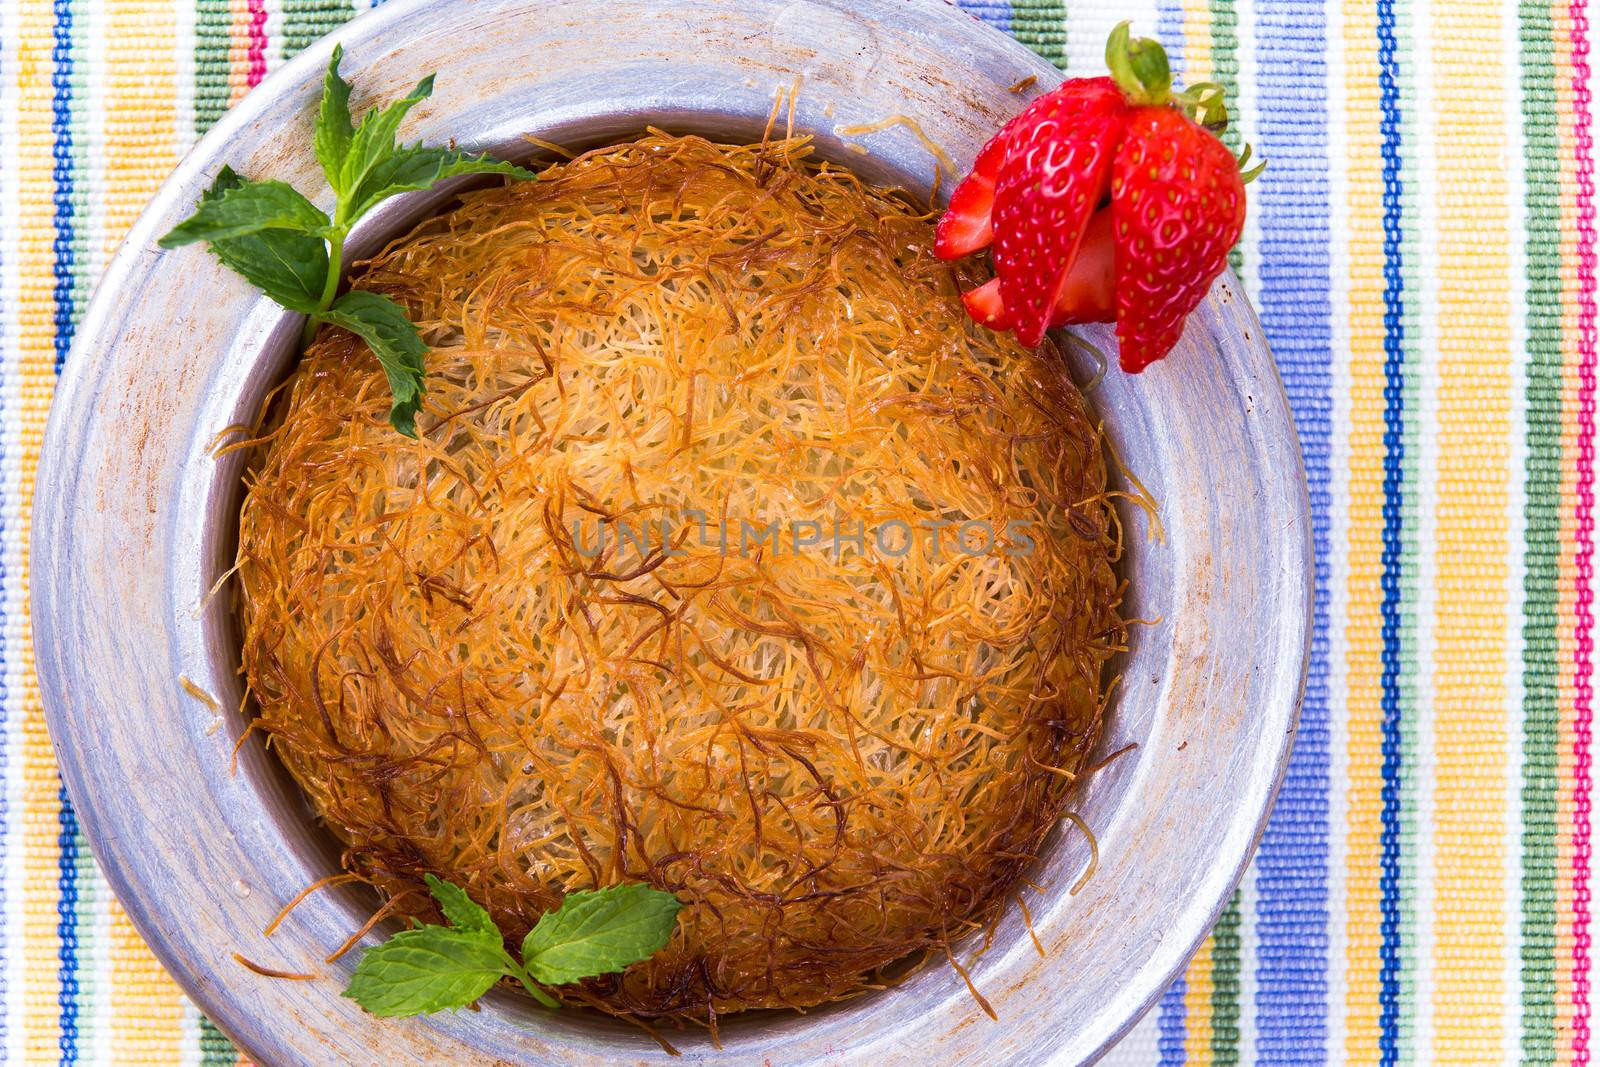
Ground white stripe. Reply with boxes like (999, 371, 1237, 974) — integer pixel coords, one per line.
(174, 0, 199, 152)
(1323, 0, 1352, 1055)
(180, 1004, 205, 1066)
(263, 0, 286, 76)
(1064, 5, 1156, 80)
(1410, 0, 1441, 1055)
(0, 0, 33, 1055)
(88, 864, 114, 1067)
(1501, 0, 1529, 1053)
(1237, 862, 1260, 1065)
(1096, 1000, 1164, 1066)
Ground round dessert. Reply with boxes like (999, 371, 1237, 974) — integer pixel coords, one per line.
(236, 133, 1124, 1022)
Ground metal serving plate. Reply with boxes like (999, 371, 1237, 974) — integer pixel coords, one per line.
(31, 0, 1312, 1063)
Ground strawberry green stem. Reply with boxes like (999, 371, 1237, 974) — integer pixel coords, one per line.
(1101, 23, 1264, 181)
(1104, 21, 1172, 106)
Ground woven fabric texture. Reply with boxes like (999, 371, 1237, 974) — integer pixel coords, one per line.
(0, 0, 1593, 1062)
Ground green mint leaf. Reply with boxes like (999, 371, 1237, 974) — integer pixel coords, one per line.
(315, 44, 355, 194)
(207, 230, 329, 313)
(346, 146, 535, 221)
(343, 926, 509, 1017)
(163, 62, 535, 440)
(160, 173, 328, 247)
(317, 290, 429, 436)
(335, 74, 436, 223)
(425, 874, 499, 941)
(161, 166, 328, 312)
(520, 884, 683, 986)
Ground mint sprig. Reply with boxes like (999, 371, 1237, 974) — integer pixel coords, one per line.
(519, 883, 688, 986)
(159, 44, 534, 436)
(343, 875, 684, 1018)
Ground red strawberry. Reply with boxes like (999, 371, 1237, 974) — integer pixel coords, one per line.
(1049, 206, 1117, 326)
(1112, 108, 1246, 371)
(935, 132, 1009, 259)
(933, 89, 1067, 260)
(989, 79, 1125, 347)
(959, 207, 1116, 329)
(935, 22, 1258, 372)
(961, 277, 1008, 327)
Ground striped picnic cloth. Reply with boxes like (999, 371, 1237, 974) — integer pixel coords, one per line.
(0, 0, 1592, 1062)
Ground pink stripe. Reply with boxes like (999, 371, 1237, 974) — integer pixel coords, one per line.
(1571, 0, 1596, 1057)
(246, 0, 268, 88)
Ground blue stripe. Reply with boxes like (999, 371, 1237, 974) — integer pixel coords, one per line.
(956, 0, 1011, 35)
(50, 0, 76, 377)
(55, 788, 80, 1065)
(1249, 2, 1333, 1062)
(1158, 0, 1187, 78)
(1374, 0, 1406, 1058)
(1158, 975, 1188, 1065)
(50, 0, 81, 1060)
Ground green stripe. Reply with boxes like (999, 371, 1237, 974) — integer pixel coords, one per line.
(1391, 0, 1424, 1056)
(1518, 0, 1562, 1061)
(1204, 0, 1246, 277)
(195, 0, 232, 136)
(1210, 893, 1241, 1066)
(282, 0, 354, 58)
(199, 1016, 237, 1065)
(1008, 0, 1067, 70)
(69, 834, 96, 1047)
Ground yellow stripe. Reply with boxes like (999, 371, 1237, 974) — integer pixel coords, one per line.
(1181, 0, 1214, 82)
(109, 921, 186, 1064)
(1184, 933, 1216, 1065)
(14, 0, 65, 1055)
(1430, 0, 1514, 1059)
(101, 2, 191, 1059)
(1339, 0, 1386, 1057)
(228, 0, 251, 107)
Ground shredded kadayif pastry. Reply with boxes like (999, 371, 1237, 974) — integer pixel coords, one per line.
(236, 131, 1124, 1024)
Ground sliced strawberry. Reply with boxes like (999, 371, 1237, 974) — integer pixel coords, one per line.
(935, 133, 1010, 259)
(990, 77, 1126, 348)
(961, 276, 1008, 327)
(1111, 107, 1246, 372)
(957, 208, 1115, 331)
(1048, 207, 1116, 326)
